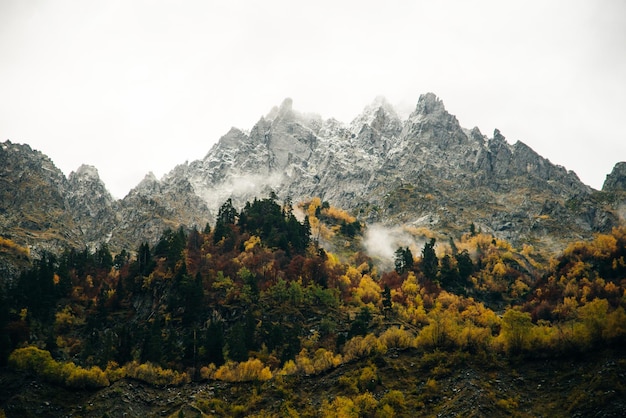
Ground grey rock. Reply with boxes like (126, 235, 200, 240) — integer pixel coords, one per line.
(603, 162, 626, 192)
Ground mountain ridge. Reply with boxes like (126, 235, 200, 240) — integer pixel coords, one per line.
(1, 94, 625, 262)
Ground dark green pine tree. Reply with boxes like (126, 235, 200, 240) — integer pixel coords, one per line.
(421, 238, 438, 281)
(204, 319, 225, 366)
(394, 247, 413, 274)
(382, 285, 393, 317)
(455, 250, 474, 282)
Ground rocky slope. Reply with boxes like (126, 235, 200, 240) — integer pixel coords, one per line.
(160, 93, 622, 251)
(0, 142, 210, 264)
(1, 93, 624, 267)
(0, 141, 83, 256)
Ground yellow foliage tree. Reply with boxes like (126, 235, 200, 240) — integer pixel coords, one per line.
(498, 309, 533, 354)
(214, 358, 272, 382)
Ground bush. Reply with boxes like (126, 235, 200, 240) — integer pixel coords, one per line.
(378, 326, 414, 350)
(125, 361, 190, 386)
(358, 365, 379, 392)
(8, 346, 110, 388)
(214, 358, 272, 382)
(343, 334, 386, 362)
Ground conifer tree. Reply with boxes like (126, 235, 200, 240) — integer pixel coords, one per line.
(421, 238, 438, 281)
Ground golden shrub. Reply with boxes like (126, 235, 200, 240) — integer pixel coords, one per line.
(125, 361, 190, 386)
(378, 326, 414, 350)
(214, 358, 272, 382)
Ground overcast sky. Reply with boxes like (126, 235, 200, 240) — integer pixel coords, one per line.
(1, 0, 625, 198)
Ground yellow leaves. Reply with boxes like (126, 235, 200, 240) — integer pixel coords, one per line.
(279, 359, 298, 376)
(323, 206, 356, 224)
(125, 361, 190, 386)
(0, 236, 30, 257)
(378, 326, 414, 350)
(498, 309, 533, 354)
(244, 235, 261, 251)
(401, 272, 420, 297)
(306, 197, 322, 218)
(354, 275, 381, 306)
(325, 252, 341, 269)
(54, 306, 83, 333)
(321, 396, 359, 418)
(200, 363, 217, 380)
(214, 358, 272, 382)
(8, 346, 111, 388)
(294, 348, 343, 375)
(343, 334, 386, 362)
(591, 233, 618, 258)
(511, 278, 530, 298)
(604, 306, 626, 341)
(491, 261, 507, 277)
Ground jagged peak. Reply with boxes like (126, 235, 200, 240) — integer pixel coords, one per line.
(492, 129, 506, 142)
(469, 127, 486, 144)
(70, 164, 100, 181)
(132, 172, 160, 194)
(414, 92, 446, 116)
(266, 97, 294, 121)
(350, 96, 400, 132)
(405, 93, 462, 131)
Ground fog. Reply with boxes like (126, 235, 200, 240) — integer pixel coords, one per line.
(363, 223, 429, 271)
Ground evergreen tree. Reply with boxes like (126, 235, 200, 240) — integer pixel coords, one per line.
(204, 319, 225, 366)
(421, 238, 438, 281)
(348, 306, 372, 338)
(439, 254, 460, 289)
(394, 247, 413, 274)
(382, 284, 393, 317)
(455, 250, 474, 282)
(213, 199, 238, 246)
(95, 243, 113, 270)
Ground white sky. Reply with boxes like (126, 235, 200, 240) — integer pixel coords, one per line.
(1, 0, 625, 198)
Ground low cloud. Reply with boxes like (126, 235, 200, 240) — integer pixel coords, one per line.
(363, 223, 428, 271)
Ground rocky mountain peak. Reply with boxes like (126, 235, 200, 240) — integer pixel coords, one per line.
(603, 162, 626, 192)
(413, 92, 447, 117)
(132, 172, 161, 195)
(69, 164, 101, 183)
(67, 165, 117, 249)
(351, 96, 400, 131)
(265, 97, 295, 121)
(492, 129, 507, 143)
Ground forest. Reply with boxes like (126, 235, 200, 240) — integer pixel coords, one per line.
(1, 195, 626, 417)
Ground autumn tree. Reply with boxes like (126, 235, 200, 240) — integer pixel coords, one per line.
(499, 308, 533, 354)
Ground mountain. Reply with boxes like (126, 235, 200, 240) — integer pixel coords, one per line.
(2, 99, 626, 416)
(1, 93, 624, 266)
(159, 93, 622, 251)
(0, 141, 83, 255)
(0, 142, 210, 263)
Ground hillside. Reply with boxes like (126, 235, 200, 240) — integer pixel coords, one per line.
(1, 197, 625, 417)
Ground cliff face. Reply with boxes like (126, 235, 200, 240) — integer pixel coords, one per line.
(0, 141, 82, 256)
(1, 93, 623, 265)
(603, 162, 626, 192)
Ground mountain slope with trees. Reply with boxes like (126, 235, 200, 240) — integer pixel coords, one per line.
(1, 196, 625, 417)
